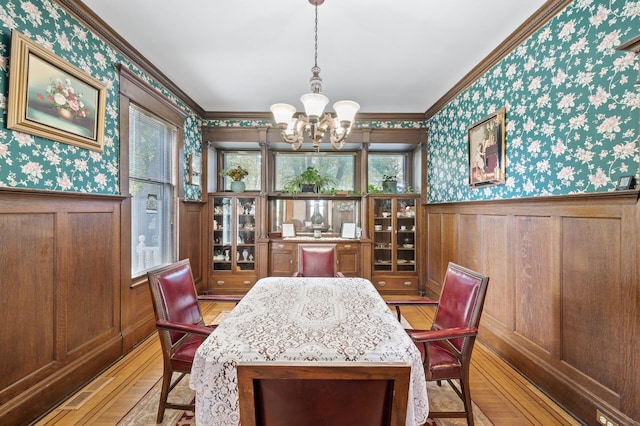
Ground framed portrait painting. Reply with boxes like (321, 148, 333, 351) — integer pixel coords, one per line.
(468, 107, 506, 187)
(7, 30, 106, 152)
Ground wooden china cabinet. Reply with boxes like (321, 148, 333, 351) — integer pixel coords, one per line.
(369, 195, 420, 294)
(208, 193, 261, 294)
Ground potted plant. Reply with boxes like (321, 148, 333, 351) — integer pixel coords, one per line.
(381, 168, 398, 193)
(221, 165, 249, 192)
(282, 166, 336, 195)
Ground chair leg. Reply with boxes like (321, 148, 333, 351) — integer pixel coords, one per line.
(157, 370, 173, 423)
(459, 376, 474, 426)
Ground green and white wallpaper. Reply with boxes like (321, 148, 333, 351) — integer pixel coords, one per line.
(427, 0, 639, 203)
(0, 0, 638, 204)
(0, 0, 204, 200)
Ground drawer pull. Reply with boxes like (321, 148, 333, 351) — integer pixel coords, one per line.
(403, 281, 412, 286)
(277, 244, 284, 249)
(377, 281, 386, 287)
(243, 280, 251, 285)
(343, 244, 351, 249)
(216, 280, 225, 286)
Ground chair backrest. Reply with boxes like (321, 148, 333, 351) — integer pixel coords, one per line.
(297, 244, 339, 277)
(147, 259, 204, 347)
(237, 362, 411, 426)
(432, 262, 489, 355)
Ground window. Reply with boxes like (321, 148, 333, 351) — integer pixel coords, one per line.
(222, 151, 262, 191)
(129, 105, 177, 277)
(273, 153, 355, 191)
(368, 154, 406, 191)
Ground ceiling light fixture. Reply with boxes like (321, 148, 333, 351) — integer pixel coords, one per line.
(270, 0, 360, 152)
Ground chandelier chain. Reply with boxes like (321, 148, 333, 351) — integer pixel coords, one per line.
(314, 3, 318, 68)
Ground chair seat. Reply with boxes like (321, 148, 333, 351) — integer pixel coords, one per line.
(170, 333, 203, 372)
(406, 331, 462, 381)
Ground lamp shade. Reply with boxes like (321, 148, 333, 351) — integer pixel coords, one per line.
(270, 103, 297, 125)
(333, 100, 360, 124)
(300, 92, 329, 119)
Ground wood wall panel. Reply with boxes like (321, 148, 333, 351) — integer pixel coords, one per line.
(562, 217, 621, 397)
(0, 213, 55, 392)
(457, 214, 479, 271)
(0, 190, 124, 425)
(513, 216, 558, 354)
(67, 212, 118, 353)
(481, 215, 511, 330)
(179, 201, 206, 289)
(426, 212, 442, 291)
(425, 191, 639, 425)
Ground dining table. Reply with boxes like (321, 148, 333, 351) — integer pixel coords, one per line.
(189, 276, 429, 426)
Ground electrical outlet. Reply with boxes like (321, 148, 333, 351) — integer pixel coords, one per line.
(596, 409, 618, 426)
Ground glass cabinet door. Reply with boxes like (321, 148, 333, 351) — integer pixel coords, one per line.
(373, 198, 393, 272)
(236, 196, 256, 271)
(212, 197, 233, 271)
(372, 196, 416, 273)
(212, 195, 257, 272)
(395, 197, 416, 272)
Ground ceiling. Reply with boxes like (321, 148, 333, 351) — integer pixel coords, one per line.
(80, 0, 546, 115)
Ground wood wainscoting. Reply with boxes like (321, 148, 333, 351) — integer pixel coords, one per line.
(0, 189, 125, 424)
(424, 190, 639, 425)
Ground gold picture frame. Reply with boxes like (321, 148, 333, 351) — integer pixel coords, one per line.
(7, 30, 106, 152)
(468, 107, 506, 187)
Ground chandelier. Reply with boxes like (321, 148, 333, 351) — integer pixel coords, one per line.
(270, 0, 360, 152)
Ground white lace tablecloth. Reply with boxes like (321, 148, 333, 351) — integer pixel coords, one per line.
(189, 277, 428, 426)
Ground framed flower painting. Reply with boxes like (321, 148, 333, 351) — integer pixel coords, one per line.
(7, 30, 106, 152)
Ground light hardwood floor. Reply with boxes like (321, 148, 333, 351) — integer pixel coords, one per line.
(36, 299, 581, 425)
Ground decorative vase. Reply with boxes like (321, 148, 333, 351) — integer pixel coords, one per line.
(224, 250, 230, 261)
(242, 248, 249, 261)
(310, 206, 324, 225)
(58, 108, 74, 121)
(230, 181, 245, 193)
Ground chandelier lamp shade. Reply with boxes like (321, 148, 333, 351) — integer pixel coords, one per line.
(270, 0, 360, 152)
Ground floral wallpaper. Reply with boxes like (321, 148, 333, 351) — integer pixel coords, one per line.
(1, 1, 637, 204)
(0, 0, 203, 200)
(427, 0, 639, 203)
(205, 118, 425, 130)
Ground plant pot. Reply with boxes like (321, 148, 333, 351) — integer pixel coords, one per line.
(230, 181, 245, 193)
(300, 183, 315, 193)
(382, 180, 397, 193)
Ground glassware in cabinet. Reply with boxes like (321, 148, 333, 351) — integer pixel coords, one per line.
(395, 197, 416, 271)
(236, 196, 256, 271)
(372, 198, 393, 271)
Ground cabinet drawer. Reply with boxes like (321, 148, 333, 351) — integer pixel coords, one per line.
(211, 275, 257, 290)
(372, 275, 418, 291)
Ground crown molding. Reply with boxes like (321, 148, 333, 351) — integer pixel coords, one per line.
(424, 0, 572, 119)
(204, 111, 426, 123)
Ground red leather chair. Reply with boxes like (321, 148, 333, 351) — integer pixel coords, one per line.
(293, 244, 344, 277)
(237, 362, 411, 426)
(387, 262, 489, 426)
(147, 259, 242, 423)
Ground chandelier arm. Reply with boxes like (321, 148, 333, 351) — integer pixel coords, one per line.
(330, 131, 348, 150)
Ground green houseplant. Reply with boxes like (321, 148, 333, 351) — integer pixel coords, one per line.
(282, 166, 336, 195)
(381, 168, 398, 193)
